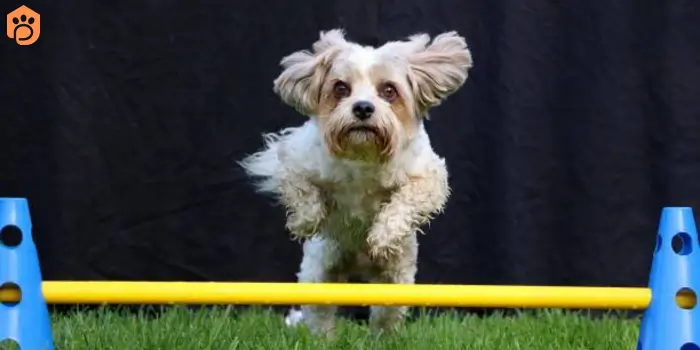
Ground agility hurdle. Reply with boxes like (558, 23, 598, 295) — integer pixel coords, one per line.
(0, 281, 670, 309)
(2, 198, 700, 349)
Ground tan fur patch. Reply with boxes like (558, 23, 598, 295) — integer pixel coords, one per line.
(388, 95, 417, 138)
(368, 64, 418, 138)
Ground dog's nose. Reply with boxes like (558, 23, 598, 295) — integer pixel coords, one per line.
(352, 101, 375, 120)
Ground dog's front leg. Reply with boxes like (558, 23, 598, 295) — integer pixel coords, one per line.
(277, 173, 326, 239)
(293, 236, 343, 338)
(367, 172, 450, 261)
(368, 233, 418, 335)
(365, 172, 448, 335)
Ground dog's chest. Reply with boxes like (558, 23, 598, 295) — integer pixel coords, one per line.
(319, 165, 395, 244)
(326, 176, 391, 220)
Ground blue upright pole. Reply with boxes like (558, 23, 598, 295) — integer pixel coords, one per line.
(638, 207, 700, 350)
(0, 198, 54, 349)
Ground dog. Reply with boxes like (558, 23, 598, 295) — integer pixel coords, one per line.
(239, 28, 472, 337)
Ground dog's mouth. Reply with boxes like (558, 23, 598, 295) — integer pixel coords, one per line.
(327, 124, 394, 162)
(346, 125, 379, 135)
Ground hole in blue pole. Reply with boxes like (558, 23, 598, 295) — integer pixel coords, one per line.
(0, 225, 22, 247)
(672, 232, 693, 255)
(677, 288, 697, 309)
(655, 235, 662, 253)
(0, 339, 20, 350)
(681, 343, 700, 350)
(0, 282, 21, 306)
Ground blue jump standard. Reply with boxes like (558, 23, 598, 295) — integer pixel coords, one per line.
(0, 198, 54, 350)
(638, 207, 700, 350)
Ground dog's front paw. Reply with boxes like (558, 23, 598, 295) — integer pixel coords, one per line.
(369, 243, 401, 263)
(367, 226, 402, 262)
(286, 208, 324, 239)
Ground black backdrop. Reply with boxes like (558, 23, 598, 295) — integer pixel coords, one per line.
(2, 0, 700, 314)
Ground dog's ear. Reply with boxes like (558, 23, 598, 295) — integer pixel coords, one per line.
(404, 32, 473, 116)
(273, 29, 347, 116)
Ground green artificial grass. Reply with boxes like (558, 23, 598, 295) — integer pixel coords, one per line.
(4, 307, 641, 350)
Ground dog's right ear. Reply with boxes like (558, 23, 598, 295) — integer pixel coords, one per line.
(273, 29, 347, 116)
(404, 32, 473, 117)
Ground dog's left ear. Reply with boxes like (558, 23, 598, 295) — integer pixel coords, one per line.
(273, 29, 348, 116)
(405, 32, 473, 116)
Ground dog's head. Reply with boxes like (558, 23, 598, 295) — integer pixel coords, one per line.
(273, 29, 473, 162)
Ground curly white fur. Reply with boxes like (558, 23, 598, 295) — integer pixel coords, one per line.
(240, 28, 472, 337)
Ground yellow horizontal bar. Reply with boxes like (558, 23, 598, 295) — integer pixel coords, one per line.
(0, 282, 655, 309)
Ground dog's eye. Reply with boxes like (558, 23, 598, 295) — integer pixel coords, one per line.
(379, 83, 398, 102)
(333, 81, 351, 99)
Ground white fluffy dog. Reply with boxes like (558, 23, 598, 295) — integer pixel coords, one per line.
(239, 29, 473, 336)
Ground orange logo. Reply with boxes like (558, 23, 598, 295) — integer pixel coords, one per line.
(7, 5, 40, 46)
